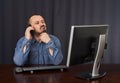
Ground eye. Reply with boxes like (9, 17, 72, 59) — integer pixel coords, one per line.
(35, 21, 39, 24)
(41, 20, 45, 24)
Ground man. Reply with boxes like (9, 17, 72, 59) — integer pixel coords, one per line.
(13, 15, 63, 66)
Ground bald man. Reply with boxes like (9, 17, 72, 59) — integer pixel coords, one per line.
(13, 15, 63, 66)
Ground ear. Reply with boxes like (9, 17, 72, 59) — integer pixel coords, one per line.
(28, 22, 31, 26)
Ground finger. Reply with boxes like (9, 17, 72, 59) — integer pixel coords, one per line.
(29, 26, 34, 30)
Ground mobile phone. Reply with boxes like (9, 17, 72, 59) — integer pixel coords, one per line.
(30, 30, 35, 37)
(28, 24, 35, 37)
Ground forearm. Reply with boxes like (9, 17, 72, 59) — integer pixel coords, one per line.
(46, 40, 63, 65)
(13, 37, 31, 66)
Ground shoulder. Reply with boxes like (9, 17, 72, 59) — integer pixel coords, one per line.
(49, 34, 59, 41)
(17, 36, 34, 44)
(49, 34, 61, 47)
(17, 36, 25, 42)
(17, 36, 28, 42)
(49, 34, 61, 44)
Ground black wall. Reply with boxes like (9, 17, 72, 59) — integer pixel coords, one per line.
(0, 0, 120, 64)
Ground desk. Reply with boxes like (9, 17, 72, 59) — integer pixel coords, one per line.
(0, 64, 120, 83)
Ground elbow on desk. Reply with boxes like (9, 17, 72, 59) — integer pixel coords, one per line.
(13, 57, 24, 66)
(53, 55, 63, 65)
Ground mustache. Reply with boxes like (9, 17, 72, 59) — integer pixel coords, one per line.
(34, 30, 46, 36)
(40, 25, 46, 30)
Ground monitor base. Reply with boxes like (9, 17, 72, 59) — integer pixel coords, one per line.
(76, 71, 106, 80)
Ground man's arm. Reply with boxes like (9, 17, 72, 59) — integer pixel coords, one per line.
(39, 33, 54, 55)
(39, 33, 63, 65)
(46, 36, 63, 65)
(13, 26, 34, 66)
(13, 37, 32, 66)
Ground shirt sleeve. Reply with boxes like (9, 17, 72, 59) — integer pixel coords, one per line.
(13, 37, 32, 66)
(46, 36, 63, 65)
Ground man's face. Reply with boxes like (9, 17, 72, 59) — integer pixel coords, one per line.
(29, 15, 46, 34)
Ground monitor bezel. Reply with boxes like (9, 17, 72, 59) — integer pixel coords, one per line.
(66, 25, 109, 67)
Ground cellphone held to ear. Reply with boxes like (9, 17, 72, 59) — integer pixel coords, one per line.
(30, 30, 35, 37)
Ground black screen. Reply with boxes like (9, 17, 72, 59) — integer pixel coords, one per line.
(69, 25, 108, 65)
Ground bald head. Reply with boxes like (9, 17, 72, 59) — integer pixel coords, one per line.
(29, 15, 44, 25)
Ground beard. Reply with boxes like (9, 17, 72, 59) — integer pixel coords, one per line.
(34, 25, 46, 36)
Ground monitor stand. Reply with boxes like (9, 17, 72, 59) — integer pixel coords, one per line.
(76, 34, 106, 80)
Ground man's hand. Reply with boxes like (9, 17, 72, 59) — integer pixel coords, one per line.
(25, 26, 34, 40)
(39, 32, 51, 43)
(40, 32, 53, 55)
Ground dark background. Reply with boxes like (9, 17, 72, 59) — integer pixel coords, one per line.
(0, 0, 120, 64)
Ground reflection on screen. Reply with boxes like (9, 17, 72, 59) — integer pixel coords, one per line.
(68, 25, 108, 66)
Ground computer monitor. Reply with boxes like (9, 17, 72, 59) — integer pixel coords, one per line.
(67, 25, 108, 80)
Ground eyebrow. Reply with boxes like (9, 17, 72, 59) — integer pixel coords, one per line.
(41, 20, 45, 23)
(34, 21, 39, 24)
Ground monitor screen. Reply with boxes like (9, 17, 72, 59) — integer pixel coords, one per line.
(67, 25, 108, 66)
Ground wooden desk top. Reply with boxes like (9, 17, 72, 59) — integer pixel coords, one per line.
(0, 64, 120, 83)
